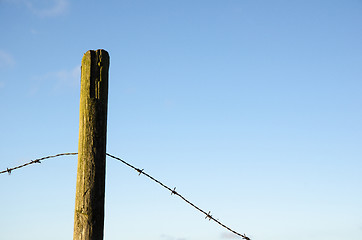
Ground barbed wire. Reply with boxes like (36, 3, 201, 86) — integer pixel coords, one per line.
(0, 153, 78, 175)
(1, 152, 250, 239)
(106, 153, 251, 240)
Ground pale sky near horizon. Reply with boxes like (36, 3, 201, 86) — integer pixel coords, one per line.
(0, 1, 361, 240)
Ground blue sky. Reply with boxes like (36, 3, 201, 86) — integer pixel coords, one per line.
(0, 0, 361, 240)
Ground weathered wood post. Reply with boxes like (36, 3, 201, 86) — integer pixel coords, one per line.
(73, 49, 110, 240)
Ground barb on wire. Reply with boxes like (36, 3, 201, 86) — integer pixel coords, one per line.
(0, 153, 78, 175)
(106, 153, 251, 240)
(171, 187, 177, 195)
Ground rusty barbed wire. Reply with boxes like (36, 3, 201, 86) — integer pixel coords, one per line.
(106, 153, 251, 240)
(0, 153, 78, 175)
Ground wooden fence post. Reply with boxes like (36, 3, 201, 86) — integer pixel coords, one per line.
(73, 49, 110, 240)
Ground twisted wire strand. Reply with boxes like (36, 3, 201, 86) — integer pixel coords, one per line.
(0, 153, 78, 175)
(106, 153, 251, 240)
